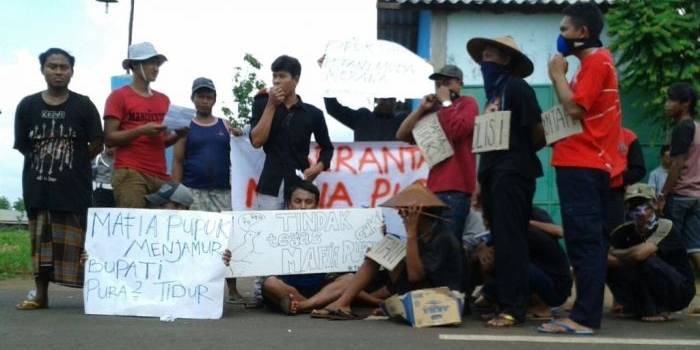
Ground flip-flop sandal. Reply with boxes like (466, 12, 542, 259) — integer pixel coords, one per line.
(527, 313, 553, 321)
(327, 309, 362, 321)
(485, 313, 519, 328)
(537, 320, 594, 335)
(641, 314, 672, 322)
(310, 309, 334, 319)
(226, 296, 246, 305)
(279, 295, 298, 315)
(16, 299, 47, 310)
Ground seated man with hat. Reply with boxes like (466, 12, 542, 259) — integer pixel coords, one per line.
(605, 183, 695, 322)
(311, 181, 465, 320)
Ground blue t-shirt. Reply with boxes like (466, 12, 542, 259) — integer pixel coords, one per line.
(183, 118, 231, 189)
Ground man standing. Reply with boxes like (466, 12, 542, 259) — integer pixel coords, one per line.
(467, 36, 545, 327)
(172, 77, 244, 304)
(648, 145, 670, 196)
(658, 82, 700, 315)
(249, 55, 334, 210)
(92, 147, 116, 207)
(539, 3, 626, 334)
(103, 42, 187, 208)
(14, 48, 103, 309)
(395, 65, 478, 239)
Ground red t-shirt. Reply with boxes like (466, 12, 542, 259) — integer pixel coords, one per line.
(609, 128, 637, 188)
(427, 96, 478, 194)
(104, 86, 170, 179)
(551, 49, 626, 177)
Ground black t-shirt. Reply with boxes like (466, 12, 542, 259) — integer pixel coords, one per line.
(610, 221, 695, 284)
(390, 231, 464, 294)
(670, 118, 695, 157)
(529, 208, 572, 280)
(14, 91, 103, 214)
(477, 77, 543, 181)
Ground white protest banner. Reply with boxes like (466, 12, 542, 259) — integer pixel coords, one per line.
(472, 111, 511, 153)
(412, 113, 454, 167)
(229, 137, 428, 236)
(365, 234, 406, 271)
(163, 105, 195, 131)
(83, 208, 230, 319)
(320, 39, 434, 99)
(228, 208, 383, 277)
(541, 104, 583, 144)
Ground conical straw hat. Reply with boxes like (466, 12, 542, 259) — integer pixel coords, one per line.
(379, 181, 448, 208)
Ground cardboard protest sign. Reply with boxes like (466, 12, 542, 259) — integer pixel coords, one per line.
(472, 111, 511, 153)
(541, 104, 583, 144)
(381, 287, 464, 328)
(229, 137, 428, 237)
(320, 39, 434, 99)
(228, 208, 383, 277)
(83, 208, 230, 319)
(163, 105, 195, 131)
(411, 113, 454, 168)
(365, 234, 406, 271)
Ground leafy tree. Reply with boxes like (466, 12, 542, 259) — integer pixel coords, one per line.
(0, 196, 9, 210)
(222, 54, 266, 129)
(12, 198, 25, 213)
(607, 0, 700, 130)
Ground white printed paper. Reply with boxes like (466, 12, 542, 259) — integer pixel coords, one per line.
(541, 104, 583, 144)
(83, 208, 230, 319)
(365, 235, 406, 271)
(472, 111, 511, 153)
(163, 105, 195, 131)
(228, 208, 384, 277)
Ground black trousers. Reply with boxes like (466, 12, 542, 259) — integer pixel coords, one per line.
(607, 256, 695, 317)
(480, 171, 535, 321)
(92, 188, 115, 208)
(605, 187, 625, 235)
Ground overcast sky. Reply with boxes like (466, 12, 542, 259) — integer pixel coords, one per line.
(0, 0, 376, 202)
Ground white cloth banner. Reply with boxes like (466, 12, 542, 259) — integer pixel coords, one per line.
(229, 137, 429, 236)
(228, 208, 383, 277)
(83, 208, 230, 319)
(320, 39, 434, 99)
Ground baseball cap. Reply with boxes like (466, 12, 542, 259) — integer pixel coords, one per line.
(192, 77, 216, 95)
(429, 65, 463, 81)
(145, 183, 194, 208)
(624, 183, 656, 202)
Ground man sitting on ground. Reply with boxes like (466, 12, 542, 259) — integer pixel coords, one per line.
(607, 183, 695, 322)
(223, 181, 355, 315)
(312, 182, 464, 320)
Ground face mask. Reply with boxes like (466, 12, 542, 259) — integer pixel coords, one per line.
(556, 34, 602, 56)
(630, 204, 658, 232)
(480, 61, 509, 101)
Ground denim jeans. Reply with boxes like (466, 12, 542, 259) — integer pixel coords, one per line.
(556, 167, 610, 329)
(435, 191, 470, 242)
(665, 194, 700, 253)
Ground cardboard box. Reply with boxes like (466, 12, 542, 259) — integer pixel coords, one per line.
(381, 287, 464, 328)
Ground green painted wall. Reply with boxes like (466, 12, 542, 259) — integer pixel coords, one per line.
(462, 85, 664, 224)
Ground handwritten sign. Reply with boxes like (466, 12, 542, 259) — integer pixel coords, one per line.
(365, 235, 406, 271)
(411, 113, 454, 168)
(542, 104, 583, 144)
(472, 111, 511, 153)
(321, 39, 434, 99)
(83, 208, 230, 319)
(228, 208, 383, 277)
(230, 138, 428, 237)
(163, 105, 195, 131)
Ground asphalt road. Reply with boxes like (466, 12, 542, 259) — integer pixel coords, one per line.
(1, 277, 698, 350)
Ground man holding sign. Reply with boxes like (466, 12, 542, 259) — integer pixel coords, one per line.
(396, 66, 478, 239)
(467, 36, 545, 327)
(539, 3, 626, 335)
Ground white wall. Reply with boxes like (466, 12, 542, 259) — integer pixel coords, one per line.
(444, 11, 608, 86)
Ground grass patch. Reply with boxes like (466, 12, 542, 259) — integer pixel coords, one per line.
(0, 228, 32, 280)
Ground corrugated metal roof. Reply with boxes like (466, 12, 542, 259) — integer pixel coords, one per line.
(390, 0, 613, 5)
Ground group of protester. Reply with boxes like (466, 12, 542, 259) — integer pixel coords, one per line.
(12, 2, 699, 335)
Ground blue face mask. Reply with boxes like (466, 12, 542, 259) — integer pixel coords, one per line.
(557, 34, 603, 56)
(480, 61, 509, 102)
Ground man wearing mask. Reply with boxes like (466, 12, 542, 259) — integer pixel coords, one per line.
(103, 42, 188, 208)
(396, 65, 478, 240)
(466, 36, 545, 327)
(539, 3, 626, 335)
